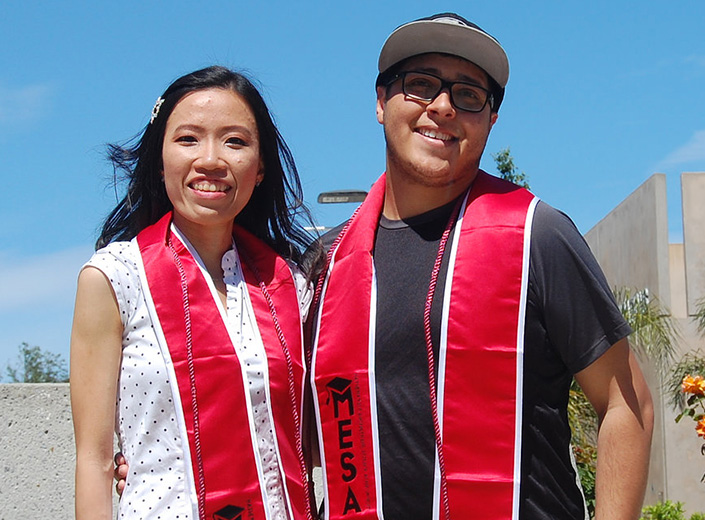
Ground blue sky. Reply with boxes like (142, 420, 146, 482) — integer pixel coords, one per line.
(1, 1, 703, 372)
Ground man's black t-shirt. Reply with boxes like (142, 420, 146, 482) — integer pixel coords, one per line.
(318, 200, 630, 519)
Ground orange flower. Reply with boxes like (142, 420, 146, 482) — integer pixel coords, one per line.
(682, 374, 705, 396)
(696, 418, 705, 439)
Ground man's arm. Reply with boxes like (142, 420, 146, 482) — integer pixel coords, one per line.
(575, 338, 654, 520)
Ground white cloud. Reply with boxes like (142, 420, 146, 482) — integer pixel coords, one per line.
(654, 130, 705, 170)
(0, 245, 93, 312)
(0, 83, 53, 125)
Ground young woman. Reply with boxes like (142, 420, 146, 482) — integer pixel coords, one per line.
(70, 66, 316, 520)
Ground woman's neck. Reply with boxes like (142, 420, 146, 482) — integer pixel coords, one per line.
(172, 216, 233, 279)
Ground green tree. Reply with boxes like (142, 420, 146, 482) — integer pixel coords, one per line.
(615, 288, 678, 374)
(4, 342, 69, 383)
(492, 146, 530, 189)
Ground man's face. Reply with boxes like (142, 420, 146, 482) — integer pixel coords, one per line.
(376, 53, 498, 191)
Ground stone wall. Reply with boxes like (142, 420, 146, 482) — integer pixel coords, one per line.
(0, 384, 75, 519)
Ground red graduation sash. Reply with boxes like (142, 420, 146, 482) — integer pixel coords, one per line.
(312, 172, 537, 519)
(137, 213, 309, 520)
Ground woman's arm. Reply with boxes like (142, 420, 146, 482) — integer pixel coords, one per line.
(70, 266, 123, 520)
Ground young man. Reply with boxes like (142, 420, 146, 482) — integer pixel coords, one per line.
(310, 13, 653, 520)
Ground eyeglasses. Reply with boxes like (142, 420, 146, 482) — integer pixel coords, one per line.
(387, 71, 494, 113)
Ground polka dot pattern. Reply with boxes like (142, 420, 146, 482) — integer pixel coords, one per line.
(87, 242, 193, 519)
(86, 239, 311, 519)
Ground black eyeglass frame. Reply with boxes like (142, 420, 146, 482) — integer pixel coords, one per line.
(386, 70, 495, 113)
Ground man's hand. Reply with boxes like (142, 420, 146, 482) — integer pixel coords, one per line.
(113, 452, 128, 495)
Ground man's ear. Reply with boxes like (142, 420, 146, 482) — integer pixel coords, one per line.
(489, 111, 498, 129)
(375, 86, 387, 125)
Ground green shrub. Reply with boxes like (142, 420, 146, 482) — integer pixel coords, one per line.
(639, 501, 705, 520)
(640, 501, 685, 520)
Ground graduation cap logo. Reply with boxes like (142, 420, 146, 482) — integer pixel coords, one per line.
(326, 377, 354, 418)
(213, 504, 245, 520)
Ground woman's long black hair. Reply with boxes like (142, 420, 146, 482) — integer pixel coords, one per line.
(97, 65, 316, 264)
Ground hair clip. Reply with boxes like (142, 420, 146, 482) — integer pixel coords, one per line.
(150, 97, 165, 124)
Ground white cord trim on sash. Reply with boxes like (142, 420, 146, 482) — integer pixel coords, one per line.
(132, 233, 200, 520)
(511, 197, 539, 520)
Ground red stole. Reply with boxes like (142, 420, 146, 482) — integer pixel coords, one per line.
(137, 213, 309, 520)
(312, 172, 537, 519)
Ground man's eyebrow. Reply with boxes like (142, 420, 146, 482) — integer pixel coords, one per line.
(410, 67, 487, 87)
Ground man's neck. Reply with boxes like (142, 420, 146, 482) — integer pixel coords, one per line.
(382, 170, 479, 220)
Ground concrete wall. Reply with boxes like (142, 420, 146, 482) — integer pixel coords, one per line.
(0, 384, 75, 519)
(585, 172, 705, 514)
(0, 383, 320, 519)
(683, 173, 705, 314)
(584, 174, 671, 308)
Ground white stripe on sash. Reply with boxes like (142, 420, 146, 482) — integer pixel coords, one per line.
(368, 265, 385, 520)
(511, 196, 539, 520)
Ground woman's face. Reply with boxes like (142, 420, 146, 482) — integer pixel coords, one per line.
(161, 88, 263, 236)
